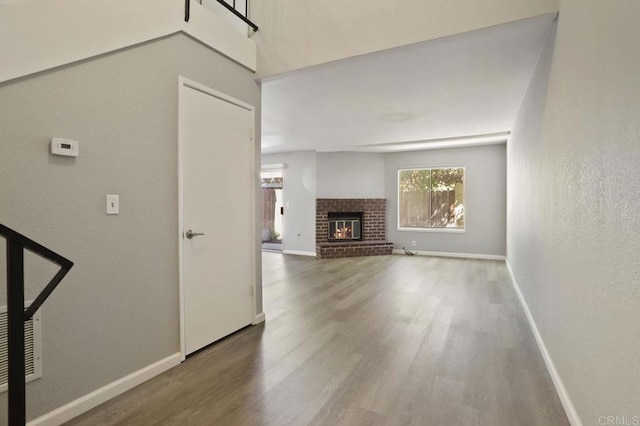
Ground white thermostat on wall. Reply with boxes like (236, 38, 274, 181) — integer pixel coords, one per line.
(50, 138, 79, 157)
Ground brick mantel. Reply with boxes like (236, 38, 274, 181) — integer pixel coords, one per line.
(316, 198, 393, 258)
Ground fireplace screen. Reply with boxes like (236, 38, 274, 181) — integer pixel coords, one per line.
(328, 212, 363, 241)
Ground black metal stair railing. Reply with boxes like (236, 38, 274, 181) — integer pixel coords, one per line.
(1, 223, 74, 426)
(184, 0, 259, 32)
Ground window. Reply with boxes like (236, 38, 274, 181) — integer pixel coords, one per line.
(398, 167, 464, 229)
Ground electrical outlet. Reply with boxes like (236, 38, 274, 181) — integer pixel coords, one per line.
(411, 241, 416, 247)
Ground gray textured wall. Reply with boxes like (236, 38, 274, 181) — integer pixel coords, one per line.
(316, 152, 385, 199)
(385, 145, 507, 256)
(508, 1, 640, 422)
(0, 34, 261, 421)
(507, 24, 556, 296)
(261, 151, 317, 254)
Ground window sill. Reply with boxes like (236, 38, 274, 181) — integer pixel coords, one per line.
(397, 227, 466, 234)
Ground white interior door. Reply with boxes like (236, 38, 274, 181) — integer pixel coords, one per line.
(180, 79, 255, 356)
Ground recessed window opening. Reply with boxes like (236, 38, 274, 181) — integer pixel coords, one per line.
(398, 167, 465, 229)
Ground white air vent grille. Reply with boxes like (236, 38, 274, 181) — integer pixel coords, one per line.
(0, 302, 42, 393)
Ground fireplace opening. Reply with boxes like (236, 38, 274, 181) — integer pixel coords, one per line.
(328, 212, 363, 241)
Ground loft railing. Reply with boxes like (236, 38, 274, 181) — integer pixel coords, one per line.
(1, 223, 74, 426)
(184, 0, 259, 32)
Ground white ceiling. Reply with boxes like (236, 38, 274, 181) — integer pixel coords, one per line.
(261, 13, 556, 154)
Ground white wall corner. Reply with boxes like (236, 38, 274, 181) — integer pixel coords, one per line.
(253, 312, 266, 324)
(182, 1, 256, 71)
(27, 353, 181, 426)
(0, 0, 256, 84)
(504, 260, 582, 426)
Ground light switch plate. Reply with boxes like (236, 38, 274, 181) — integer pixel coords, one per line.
(106, 195, 119, 215)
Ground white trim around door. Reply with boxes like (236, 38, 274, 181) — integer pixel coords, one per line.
(178, 76, 257, 361)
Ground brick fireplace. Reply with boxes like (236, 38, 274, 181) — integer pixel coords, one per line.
(316, 198, 393, 259)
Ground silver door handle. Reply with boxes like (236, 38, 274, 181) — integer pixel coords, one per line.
(185, 229, 206, 239)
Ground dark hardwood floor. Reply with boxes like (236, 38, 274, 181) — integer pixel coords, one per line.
(67, 253, 568, 425)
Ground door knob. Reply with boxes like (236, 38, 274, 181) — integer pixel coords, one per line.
(185, 229, 206, 239)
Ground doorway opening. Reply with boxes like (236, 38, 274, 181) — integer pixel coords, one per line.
(261, 169, 283, 251)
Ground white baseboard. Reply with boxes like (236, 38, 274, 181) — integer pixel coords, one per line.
(392, 249, 505, 260)
(262, 243, 283, 250)
(28, 353, 181, 426)
(253, 312, 266, 324)
(283, 250, 316, 257)
(504, 260, 582, 426)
